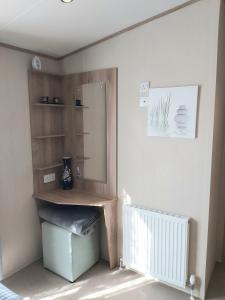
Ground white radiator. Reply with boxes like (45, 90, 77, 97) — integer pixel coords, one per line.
(123, 204, 190, 288)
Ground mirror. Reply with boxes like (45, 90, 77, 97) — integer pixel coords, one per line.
(69, 68, 116, 196)
(81, 82, 107, 182)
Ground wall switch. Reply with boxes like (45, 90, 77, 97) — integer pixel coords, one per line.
(140, 81, 150, 98)
(139, 81, 150, 107)
(43, 173, 56, 184)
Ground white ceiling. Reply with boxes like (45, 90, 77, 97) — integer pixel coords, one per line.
(0, 0, 190, 58)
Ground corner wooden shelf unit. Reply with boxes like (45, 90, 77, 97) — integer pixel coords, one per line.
(28, 68, 118, 269)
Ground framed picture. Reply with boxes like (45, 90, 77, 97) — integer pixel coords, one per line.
(148, 85, 199, 139)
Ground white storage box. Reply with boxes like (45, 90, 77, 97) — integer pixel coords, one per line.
(42, 221, 100, 282)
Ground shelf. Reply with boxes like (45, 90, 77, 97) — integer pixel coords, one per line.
(34, 189, 115, 205)
(34, 163, 63, 171)
(32, 134, 65, 139)
(76, 156, 90, 162)
(72, 106, 88, 109)
(75, 132, 90, 136)
(32, 103, 64, 108)
(30, 70, 62, 77)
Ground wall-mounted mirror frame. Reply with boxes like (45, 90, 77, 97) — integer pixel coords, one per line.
(63, 68, 117, 198)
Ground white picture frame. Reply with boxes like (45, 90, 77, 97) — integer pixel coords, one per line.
(147, 85, 199, 139)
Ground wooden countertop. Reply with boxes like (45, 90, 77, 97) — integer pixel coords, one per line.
(34, 189, 116, 206)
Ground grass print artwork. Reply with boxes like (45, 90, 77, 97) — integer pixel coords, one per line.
(148, 86, 198, 139)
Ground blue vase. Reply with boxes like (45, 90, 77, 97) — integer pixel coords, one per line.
(62, 157, 73, 190)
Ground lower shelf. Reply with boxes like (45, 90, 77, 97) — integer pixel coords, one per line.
(32, 134, 65, 139)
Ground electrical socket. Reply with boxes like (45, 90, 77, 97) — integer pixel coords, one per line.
(43, 173, 56, 184)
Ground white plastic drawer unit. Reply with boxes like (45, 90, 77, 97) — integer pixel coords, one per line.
(42, 221, 100, 282)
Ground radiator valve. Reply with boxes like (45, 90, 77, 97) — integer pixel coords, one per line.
(188, 274, 196, 300)
(119, 258, 125, 270)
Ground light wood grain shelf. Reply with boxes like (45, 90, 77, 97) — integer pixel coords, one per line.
(72, 106, 88, 109)
(34, 163, 63, 171)
(32, 103, 64, 108)
(34, 189, 115, 205)
(75, 132, 90, 136)
(76, 156, 90, 162)
(32, 134, 65, 139)
(31, 70, 62, 77)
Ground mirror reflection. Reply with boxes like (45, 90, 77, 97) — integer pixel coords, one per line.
(81, 82, 107, 182)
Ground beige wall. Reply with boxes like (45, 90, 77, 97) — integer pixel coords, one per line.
(61, 1, 220, 298)
(0, 47, 60, 279)
(205, 0, 225, 290)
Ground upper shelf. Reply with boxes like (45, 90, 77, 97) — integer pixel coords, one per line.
(30, 70, 62, 77)
(32, 103, 65, 108)
(32, 103, 89, 109)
